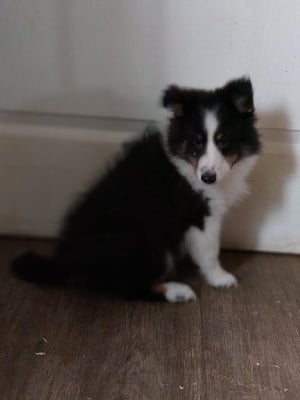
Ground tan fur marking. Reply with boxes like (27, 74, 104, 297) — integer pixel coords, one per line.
(174, 139, 200, 173)
(227, 154, 240, 168)
(177, 142, 199, 171)
(188, 156, 199, 171)
(151, 282, 167, 295)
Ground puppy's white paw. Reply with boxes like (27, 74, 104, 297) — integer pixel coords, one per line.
(206, 268, 238, 288)
(163, 282, 197, 303)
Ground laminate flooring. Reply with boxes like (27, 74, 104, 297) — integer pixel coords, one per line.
(1, 237, 300, 400)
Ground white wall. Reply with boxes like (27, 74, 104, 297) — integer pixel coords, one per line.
(0, 1, 300, 253)
(0, 0, 300, 130)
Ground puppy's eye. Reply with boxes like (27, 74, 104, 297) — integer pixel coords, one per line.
(192, 136, 204, 149)
(191, 136, 204, 157)
(216, 134, 229, 148)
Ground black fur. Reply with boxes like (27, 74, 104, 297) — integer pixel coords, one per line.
(12, 77, 260, 301)
(164, 77, 260, 160)
(12, 132, 209, 299)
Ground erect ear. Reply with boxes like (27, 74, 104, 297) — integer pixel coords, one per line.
(222, 77, 254, 114)
(162, 85, 185, 117)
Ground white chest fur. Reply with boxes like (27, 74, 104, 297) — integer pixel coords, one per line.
(169, 151, 258, 217)
(202, 154, 258, 217)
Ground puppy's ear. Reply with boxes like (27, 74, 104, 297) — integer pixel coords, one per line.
(162, 85, 184, 117)
(222, 77, 254, 114)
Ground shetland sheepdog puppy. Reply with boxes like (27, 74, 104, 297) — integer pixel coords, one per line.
(12, 78, 260, 302)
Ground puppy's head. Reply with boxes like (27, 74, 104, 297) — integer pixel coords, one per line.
(163, 78, 261, 184)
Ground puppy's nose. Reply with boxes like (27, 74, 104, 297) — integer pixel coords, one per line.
(201, 171, 216, 184)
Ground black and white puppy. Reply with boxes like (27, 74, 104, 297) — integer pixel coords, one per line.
(12, 78, 261, 302)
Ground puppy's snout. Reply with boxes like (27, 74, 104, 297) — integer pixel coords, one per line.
(201, 171, 216, 184)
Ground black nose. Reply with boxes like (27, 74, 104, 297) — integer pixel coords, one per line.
(201, 172, 216, 184)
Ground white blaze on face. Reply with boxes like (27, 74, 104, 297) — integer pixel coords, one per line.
(197, 110, 231, 183)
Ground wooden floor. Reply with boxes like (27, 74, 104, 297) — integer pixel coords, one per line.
(1, 238, 300, 400)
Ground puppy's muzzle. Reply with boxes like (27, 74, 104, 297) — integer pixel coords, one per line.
(201, 171, 216, 184)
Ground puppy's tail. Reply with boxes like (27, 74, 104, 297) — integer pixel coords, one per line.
(11, 250, 68, 285)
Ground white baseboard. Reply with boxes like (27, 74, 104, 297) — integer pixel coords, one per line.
(222, 128, 300, 253)
(0, 112, 299, 254)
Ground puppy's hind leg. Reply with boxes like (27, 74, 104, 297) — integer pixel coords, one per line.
(150, 282, 197, 303)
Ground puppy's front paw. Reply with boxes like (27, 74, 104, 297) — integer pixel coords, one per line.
(206, 268, 238, 288)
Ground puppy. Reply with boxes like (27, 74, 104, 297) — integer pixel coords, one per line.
(12, 77, 260, 302)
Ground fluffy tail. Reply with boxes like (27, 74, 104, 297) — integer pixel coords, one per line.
(11, 250, 68, 285)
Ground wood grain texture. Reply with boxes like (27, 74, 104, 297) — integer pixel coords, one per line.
(1, 237, 300, 399)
